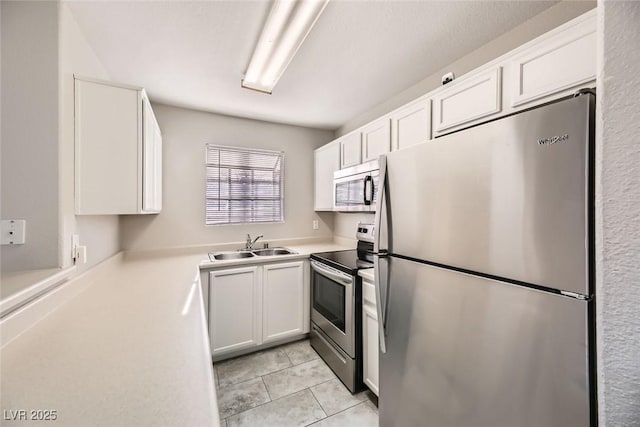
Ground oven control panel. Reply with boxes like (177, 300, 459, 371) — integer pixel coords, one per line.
(356, 222, 375, 243)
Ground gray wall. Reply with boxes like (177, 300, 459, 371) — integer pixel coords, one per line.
(120, 104, 334, 251)
(0, 2, 121, 273)
(1, 1, 60, 271)
(595, 1, 640, 425)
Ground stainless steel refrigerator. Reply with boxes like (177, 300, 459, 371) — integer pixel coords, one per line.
(373, 92, 595, 427)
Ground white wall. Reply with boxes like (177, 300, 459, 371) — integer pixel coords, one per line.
(595, 1, 640, 425)
(59, 3, 120, 270)
(1, 1, 60, 272)
(120, 104, 334, 252)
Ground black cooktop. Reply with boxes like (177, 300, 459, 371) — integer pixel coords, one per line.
(310, 250, 373, 275)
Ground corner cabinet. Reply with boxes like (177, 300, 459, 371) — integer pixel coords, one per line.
(74, 76, 162, 214)
(206, 260, 310, 359)
(314, 141, 340, 211)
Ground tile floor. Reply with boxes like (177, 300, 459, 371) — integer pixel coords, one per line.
(213, 339, 378, 427)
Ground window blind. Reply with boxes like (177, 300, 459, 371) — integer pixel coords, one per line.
(205, 145, 284, 225)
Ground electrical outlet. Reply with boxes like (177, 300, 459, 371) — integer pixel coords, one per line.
(313, 220, 319, 230)
(1, 220, 26, 245)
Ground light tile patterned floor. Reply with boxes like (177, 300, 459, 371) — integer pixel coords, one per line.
(213, 339, 378, 427)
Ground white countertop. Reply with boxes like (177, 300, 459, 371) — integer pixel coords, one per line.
(0, 254, 218, 426)
(0, 241, 354, 426)
(359, 268, 375, 282)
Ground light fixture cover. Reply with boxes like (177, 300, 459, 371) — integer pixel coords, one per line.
(242, 0, 329, 94)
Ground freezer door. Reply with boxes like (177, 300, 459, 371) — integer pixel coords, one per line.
(385, 95, 592, 295)
(379, 256, 590, 427)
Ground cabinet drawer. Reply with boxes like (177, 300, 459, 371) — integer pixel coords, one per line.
(433, 67, 502, 134)
(510, 18, 595, 107)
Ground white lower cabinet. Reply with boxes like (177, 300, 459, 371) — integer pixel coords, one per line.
(209, 266, 262, 356)
(263, 261, 307, 343)
(361, 275, 379, 396)
(208, 260, 309, 358)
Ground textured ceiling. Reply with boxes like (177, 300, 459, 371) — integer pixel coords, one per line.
(66, 1, 557, 129)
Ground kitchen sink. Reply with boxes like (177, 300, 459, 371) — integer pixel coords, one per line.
(208, 247, 296, 261)
(209, 251, 255, 261)
(252, 248, 295, 256)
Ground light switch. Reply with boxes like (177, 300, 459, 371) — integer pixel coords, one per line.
(1, 220, 26, 245)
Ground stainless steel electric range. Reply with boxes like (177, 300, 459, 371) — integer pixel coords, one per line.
(309, 223, 375, 393)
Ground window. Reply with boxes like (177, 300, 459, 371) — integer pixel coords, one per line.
(205, 145, 284, 225)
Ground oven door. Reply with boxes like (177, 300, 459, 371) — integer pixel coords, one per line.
(310, 261, 355, 357)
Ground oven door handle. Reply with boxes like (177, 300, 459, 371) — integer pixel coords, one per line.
(311, 261, 353, 286)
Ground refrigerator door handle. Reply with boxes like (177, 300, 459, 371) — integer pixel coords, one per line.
(374, 156, 387, 254)
(374, 255, 388, 354)
(374, 154, 388, 353)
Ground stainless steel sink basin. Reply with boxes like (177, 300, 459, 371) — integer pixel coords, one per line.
(209, 251, 255, 261)
(252, 248, 295, 256)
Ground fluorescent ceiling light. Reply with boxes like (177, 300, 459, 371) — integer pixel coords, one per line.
(242, 0, 329, 94)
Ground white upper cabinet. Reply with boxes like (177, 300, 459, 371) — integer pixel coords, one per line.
(340, 132, 362, 169)
(508, 12, 596, 108)
(361, 118, 391, 163)
(75, 76, 162, 215)
(314, 141, 340, 211)
(433, 67, 502, 135)
(390, 98, 431, 151)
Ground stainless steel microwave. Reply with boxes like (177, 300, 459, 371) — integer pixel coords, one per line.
(333, 161, 378, 212)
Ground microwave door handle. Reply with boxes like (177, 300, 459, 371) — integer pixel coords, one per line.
(363, 175, 372, 205)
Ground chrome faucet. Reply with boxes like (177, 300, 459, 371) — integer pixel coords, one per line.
(245, 234, 263, 250)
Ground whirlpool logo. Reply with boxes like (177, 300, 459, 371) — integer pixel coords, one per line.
(537, 134, 569, 146)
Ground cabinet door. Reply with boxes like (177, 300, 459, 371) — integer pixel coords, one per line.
(433, 67, 502, 135)
(340, 133, 362, 169)
(209, 266, 261, 356)
(142, 95, 162, 213)
(314, 142, 340, 211)
(262, 261, 306, 343)
(75, 78, 140, 214)
(509, 15, 596, 108)
(361, 118, 391, 163)
(362, 304, 379, 396)
(391, 98, 431, 151)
